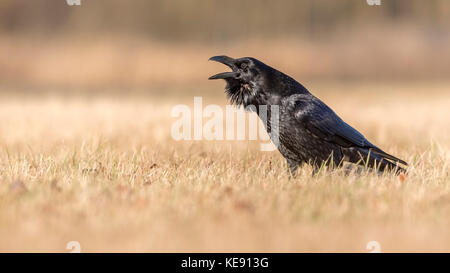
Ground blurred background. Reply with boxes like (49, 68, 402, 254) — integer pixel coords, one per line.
(0, 0, 449, 91)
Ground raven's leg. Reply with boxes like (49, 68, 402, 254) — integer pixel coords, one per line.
(311, 163, 323, 176)
(310, 149, 343, 176)
(286, 159, 301, 178)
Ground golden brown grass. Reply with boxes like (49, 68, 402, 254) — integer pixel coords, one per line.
(0, 82, 449, 252)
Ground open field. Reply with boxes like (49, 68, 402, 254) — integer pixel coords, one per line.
(0, 82, 449, 252)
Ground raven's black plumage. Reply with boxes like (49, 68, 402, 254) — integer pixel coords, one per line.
(209, 55, 407, 174)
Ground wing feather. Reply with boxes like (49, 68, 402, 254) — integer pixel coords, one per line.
(294, 98, 407, 165)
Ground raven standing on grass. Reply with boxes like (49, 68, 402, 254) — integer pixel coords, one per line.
(209, 55, 407, 175)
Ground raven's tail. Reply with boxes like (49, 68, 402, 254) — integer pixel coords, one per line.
(342, 147, 407, 173)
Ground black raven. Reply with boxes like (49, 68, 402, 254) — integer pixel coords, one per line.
(209, 55, 407, 174)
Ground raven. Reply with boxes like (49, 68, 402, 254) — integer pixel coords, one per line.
(209, 55, 407, 174)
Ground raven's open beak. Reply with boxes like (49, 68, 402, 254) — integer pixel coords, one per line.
(208, 55, 239, 80)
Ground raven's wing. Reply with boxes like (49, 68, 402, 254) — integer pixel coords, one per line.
(293, 97, 407, 165)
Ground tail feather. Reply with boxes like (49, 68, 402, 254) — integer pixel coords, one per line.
(343, 147, 407, 173)
(370, 147, 408, 166)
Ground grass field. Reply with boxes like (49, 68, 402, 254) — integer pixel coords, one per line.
(0, 81, 449, 252)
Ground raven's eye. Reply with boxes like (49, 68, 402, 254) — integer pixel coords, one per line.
(240, 63, 248, 70)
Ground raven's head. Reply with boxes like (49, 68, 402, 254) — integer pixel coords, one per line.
(209, 55, 266, 107)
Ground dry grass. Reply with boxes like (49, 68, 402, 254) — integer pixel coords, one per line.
(0, 82, 449, 252)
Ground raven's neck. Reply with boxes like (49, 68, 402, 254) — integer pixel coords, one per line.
(245, 70, 311, 108)
(225, 67, 310, 111)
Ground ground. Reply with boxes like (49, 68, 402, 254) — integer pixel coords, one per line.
(0, 82, 449, 252)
